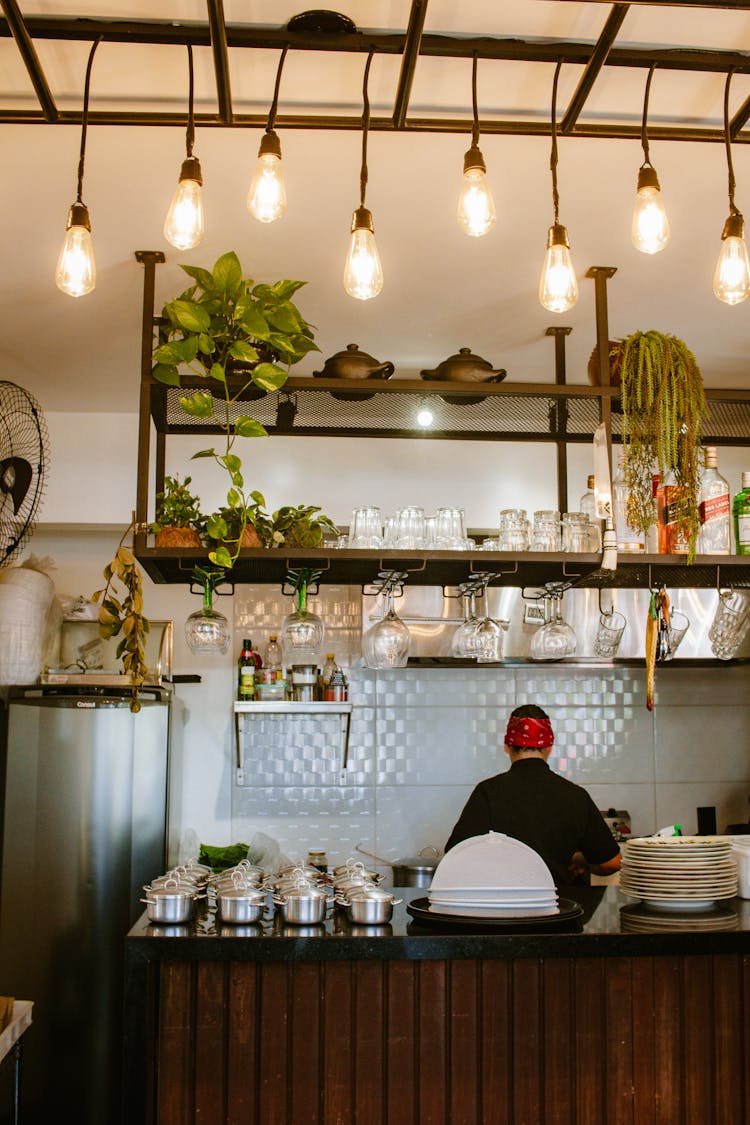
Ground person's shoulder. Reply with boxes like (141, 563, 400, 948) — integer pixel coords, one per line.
(547, 769, 591, 797)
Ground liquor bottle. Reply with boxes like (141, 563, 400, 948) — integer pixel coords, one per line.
(734, 471, 750, 555)
(579, 474, 602, 550)
(697, 447, 731, 554)
(264, 634, 282, 680)
(645, 472, 660, 554)
(613, 453, 645, 552)
(656, 469, 689, 554)
(237, 638, 255, 701)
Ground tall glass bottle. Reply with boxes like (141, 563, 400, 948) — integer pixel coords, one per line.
(698, 447, 731, 554)
(264, 635, 282, 680)
(579, 473, 602, 551)
(734, 471, 750, 555)
(613, 453, 645, 552)
(237, 638, 255, 701)
(656, 469, 689, 555)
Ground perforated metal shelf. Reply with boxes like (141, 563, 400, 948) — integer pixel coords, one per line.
(148, 375, 750, 444)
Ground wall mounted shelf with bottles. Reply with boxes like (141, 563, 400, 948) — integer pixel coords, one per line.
(133, 252, 750, 594)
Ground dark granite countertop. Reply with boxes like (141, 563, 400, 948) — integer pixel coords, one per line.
(126, 885, 750, 962)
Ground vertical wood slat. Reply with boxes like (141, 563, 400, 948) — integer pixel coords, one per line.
(321, 962, 354, 1125)
(542, 959, 575, 1124)
(386, 962, 416, 1125)
(574, 957, 605, 1125)
(713, 954, 743, 1125)
(605, 957, 635, 1125)
(653, 956, 683, 1125)
(289, 963, 321, 1125)
(258, 962, 289, 1125)
(353, 961, 385, 1125)
(157, 962, 194, 1125)
(194, 963, 227, 1121)
(448, 960, 480, 1125)
(480, 961, 511, 1123)
(631, 958, 655, 1125)
(512, 959, 542, 1123)
(743, 956, 750, 1125)
(226, 963, 259, 1125)
(682, 955, 714, 1125)
(418, 961, 448, 1124)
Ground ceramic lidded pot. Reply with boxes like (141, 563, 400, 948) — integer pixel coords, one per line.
(420, 347, 507, 405)
(313, 343, 394, 400)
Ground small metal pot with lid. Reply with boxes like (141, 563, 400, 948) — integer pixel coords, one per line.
(273, 885, 332, 925)
(356, 844, 441, 888)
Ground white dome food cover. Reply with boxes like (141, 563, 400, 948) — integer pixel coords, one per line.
(431, 831, 555, 891)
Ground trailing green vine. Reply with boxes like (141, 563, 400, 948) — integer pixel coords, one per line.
(618, 330, 707, 562)
(92, 523, 150, 712)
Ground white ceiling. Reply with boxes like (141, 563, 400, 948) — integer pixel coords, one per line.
(2, 1, 750, 413)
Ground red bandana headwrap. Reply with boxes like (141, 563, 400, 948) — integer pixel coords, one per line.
(505, 715, 554, 750)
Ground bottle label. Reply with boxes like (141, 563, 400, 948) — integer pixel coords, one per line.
(238, 666, 255, 700)
(699, 493, 730, 524)
(657, 485, 689, 554)
(738, 512, 750, 550)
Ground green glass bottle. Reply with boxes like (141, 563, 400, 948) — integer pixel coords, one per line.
(733, 471, 750, 555)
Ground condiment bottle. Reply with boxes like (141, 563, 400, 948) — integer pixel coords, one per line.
(307, 850, 328, 874)
(320, 653, 337, 696)
(264, 634, 282, 680)
(324, 668, 348, 702)
(237, 638, 255, 701)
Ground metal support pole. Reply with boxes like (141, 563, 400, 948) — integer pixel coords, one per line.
(546, 325, 572, 515)
(586, 265, 617, 475)
(134, 250, 165, 553)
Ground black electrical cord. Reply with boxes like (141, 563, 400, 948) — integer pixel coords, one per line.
(75, 35, 103, 203)
(550, 59, 563, 224)
(359, 50, 375, 209)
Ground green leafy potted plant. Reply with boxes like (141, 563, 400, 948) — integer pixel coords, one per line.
(151, 251, 319, 569)
(617, 330, 706, 560)
(205, 493, 271, 555)
(149, 473, 205, 548)
(268, 504, 338, 549)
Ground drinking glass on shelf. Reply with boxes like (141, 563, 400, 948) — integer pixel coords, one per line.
(592, 610, 627, 658)
(435, 507, 466, 549)
(349, 506, 382, 548)
(498, 509, 530, 551)
(562, 512, 590, 552)
(530, 510, 561, 552)
(708, 589, 750, 660)
(362, 591, 410, 668)
(395, 506, 425, 549)
(663, 609, 690, 660)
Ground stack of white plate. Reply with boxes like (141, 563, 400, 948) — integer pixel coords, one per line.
(427, 832, 557, 918)
(620, 836, 738, 911)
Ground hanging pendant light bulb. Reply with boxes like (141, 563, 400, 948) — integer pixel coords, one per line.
(457, 55, 496, 237)
(248, 47, 288, 223)
(631, 65, 670, 255)
(56, 36, 101, 297)
(539, 61, 578, 313)
(344, 51, 383, 300)
(164, 44, 205, 250)
(714, 69, 750, 305)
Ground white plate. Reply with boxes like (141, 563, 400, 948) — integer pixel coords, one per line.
(428, 901, 560, 918)
(429, 895, 557, 909)
(430, 885, 555, 896)
(641, 896, 723, 911)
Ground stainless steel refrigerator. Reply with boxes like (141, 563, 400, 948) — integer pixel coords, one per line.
(0, 684, 170, 1125)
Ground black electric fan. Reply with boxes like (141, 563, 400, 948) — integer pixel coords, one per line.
(0, 381, 49, 567)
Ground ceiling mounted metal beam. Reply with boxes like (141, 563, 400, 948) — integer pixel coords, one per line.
(392, 0, 428, 128)
(561, 4, 630, 134)
(0, 0, 57, 121)
(206, 0, 233, 124)
(730, 92, 750, 138)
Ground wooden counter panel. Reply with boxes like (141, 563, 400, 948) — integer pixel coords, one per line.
(146, 954, 750, 1125)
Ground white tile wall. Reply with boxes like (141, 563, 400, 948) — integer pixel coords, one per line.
(229, 662, 750, 862)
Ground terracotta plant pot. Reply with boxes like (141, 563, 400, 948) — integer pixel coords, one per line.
(210, 524, 264, 551)
(587, 340, 624, 387)
(155, 527, 202, 548)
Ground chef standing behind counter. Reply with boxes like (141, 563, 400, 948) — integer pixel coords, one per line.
(445, 705, 622, 886)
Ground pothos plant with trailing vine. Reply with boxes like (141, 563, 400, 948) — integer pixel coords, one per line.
(151, 251, 319, 569)
(92, 524, 150, 713)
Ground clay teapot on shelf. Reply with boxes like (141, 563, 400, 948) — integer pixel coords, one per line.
(420, 347, 507, 405)
(313, 343, 394, 400)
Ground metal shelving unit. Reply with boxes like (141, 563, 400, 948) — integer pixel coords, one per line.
(234, 700, 353, 783)
(132, 253, 750, 594)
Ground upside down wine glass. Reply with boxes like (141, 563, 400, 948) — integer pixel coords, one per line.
(362, 590, 410, 669)
(185, 571, 231, 655)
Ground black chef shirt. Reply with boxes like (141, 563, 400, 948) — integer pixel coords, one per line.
(444, 758, 619, 887)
